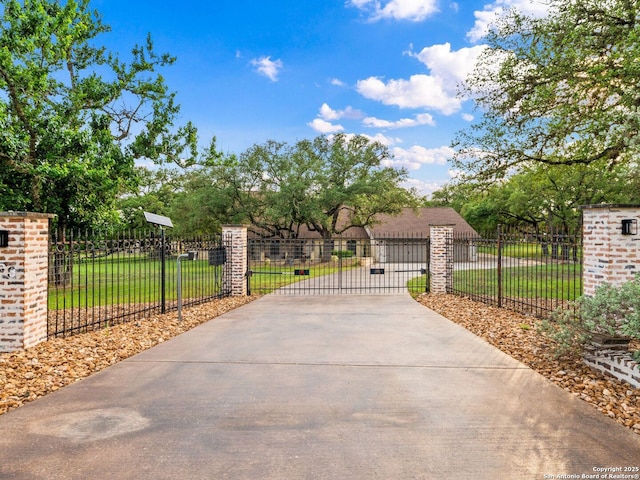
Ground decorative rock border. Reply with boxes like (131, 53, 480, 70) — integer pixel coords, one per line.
(584, 349, 640, 388)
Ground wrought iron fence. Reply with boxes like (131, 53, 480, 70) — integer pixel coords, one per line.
(247, 235, 430, 295)
(451, 226, 583, 318)
(48, 229, 231, 338)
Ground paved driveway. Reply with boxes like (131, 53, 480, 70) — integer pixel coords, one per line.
(0, 294, 638, 479)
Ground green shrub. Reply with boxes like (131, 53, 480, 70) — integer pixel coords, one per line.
(331, 250, 354, 258)
(539, 275, 640, 359)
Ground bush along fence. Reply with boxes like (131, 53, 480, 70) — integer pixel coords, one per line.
(47, 227, 235, 338)
(449, 225, 583, 319)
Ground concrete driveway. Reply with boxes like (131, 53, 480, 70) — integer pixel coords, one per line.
(0, 294, 639, 479)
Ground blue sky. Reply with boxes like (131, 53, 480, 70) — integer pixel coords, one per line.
(92, 0, 550, 196)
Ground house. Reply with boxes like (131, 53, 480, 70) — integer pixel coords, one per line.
(248, 207, 479, 264)
(366, 207, 479, 263)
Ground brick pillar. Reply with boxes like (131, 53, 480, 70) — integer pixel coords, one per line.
(222, 225, 247, 297)
(429, 225, 454, 294)
(582, 205, 640, 297)
(0, 212, 55, 352)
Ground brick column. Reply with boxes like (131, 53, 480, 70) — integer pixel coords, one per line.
(222, 225, 247, 297)
(0, 212, 55, 352)
(429, 225, 454, 294)
(582, 205, 640, 297)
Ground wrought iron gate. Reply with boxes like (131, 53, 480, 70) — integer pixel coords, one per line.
(247, 236, 430, 295)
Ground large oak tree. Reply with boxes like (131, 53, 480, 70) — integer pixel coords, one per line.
(201, 134, 418, 239)
(0, 0, 198, 232)
(453, 0, 640, 181)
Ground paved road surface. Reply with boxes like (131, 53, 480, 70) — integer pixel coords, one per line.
(0, 294, 638, 479)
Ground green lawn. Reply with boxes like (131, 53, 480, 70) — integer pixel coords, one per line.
(476, 242, 581, 261)
(406, 275, 430, 296)
(49, 256, 225, 309)
(407, 263, 581, 301)
(453, 263, 582, 301)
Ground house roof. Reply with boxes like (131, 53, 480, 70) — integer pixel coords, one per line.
(248, 207, 477, 239)
(367, 207, 478, 238)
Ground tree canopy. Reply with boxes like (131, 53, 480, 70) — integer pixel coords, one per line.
(195, 134, 419, 238)
(428, 161, 638, 234)
(0, 0, 199, 231)
(453, 0, 640, 181)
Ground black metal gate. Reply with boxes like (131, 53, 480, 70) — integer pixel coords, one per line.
(247, 236, 430, 295)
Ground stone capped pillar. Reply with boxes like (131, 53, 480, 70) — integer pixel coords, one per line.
(0, 212, 55, 352)
(582, 205, 640, 297)
(429, 225, 454, 294)
(222, 225, 248, 297)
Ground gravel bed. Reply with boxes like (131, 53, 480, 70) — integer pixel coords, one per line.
(1, 293, 639, 436)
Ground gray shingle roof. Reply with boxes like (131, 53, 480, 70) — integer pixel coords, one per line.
(367, 207, 478, 238)
(248, 207, 477, 239)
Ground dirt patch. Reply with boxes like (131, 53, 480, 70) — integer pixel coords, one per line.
(416, 293, 640, 435)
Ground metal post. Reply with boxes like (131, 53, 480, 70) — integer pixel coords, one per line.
(161, 227, 166, 314)
(177, 253, 188, 321)
(177, 252, 196, 321)
(497, 224, 502, 308)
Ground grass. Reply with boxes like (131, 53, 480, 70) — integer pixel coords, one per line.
(406, 275, 430, 297)
(406, 263, 582, 303)
(453, 264, 583, 301)
(49, 256, 225, 309)
(477, 242, 582, 261)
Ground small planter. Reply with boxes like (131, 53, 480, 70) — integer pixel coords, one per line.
(590, 333, 631, 351)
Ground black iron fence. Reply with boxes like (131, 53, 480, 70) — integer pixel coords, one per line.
(247, 236, 430, 295)
(451, 226, 582, 317)
(48, 229, 231, 338)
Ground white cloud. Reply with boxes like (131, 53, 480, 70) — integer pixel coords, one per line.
(362, 133, 402, 146)
(363, 113, 435, 129)
(319, 103, 340, 121)
(462, 113, 474, 122)
(402, 177, 445, 197)
(467, 0, 552, 42)
(251, 56, 283, 81)
(357, 75, 461, 115)
(308, 118, 344, 134)
(407, 43, 487, 92)
(383, 145, 455, 170)
(349, 0, 439, 22)
(319, 103, 363, 121)
(330, 78, 346, 86)
(356, 43, 487, 115)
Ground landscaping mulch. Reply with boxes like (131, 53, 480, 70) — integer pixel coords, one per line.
(2, 292, 639, 436)
(416, 293, 640, 435)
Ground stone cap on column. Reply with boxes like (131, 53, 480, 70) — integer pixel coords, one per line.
(0, 211, 56, 219)
(580, 204, 640, 210)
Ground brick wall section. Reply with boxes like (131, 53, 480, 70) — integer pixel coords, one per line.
(583, 350, 640, 389)
(222, 225, 247, 297)
(429, 225, 453, 294)
(0, 212, 55, 352)
(582, 205, 640, 297)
